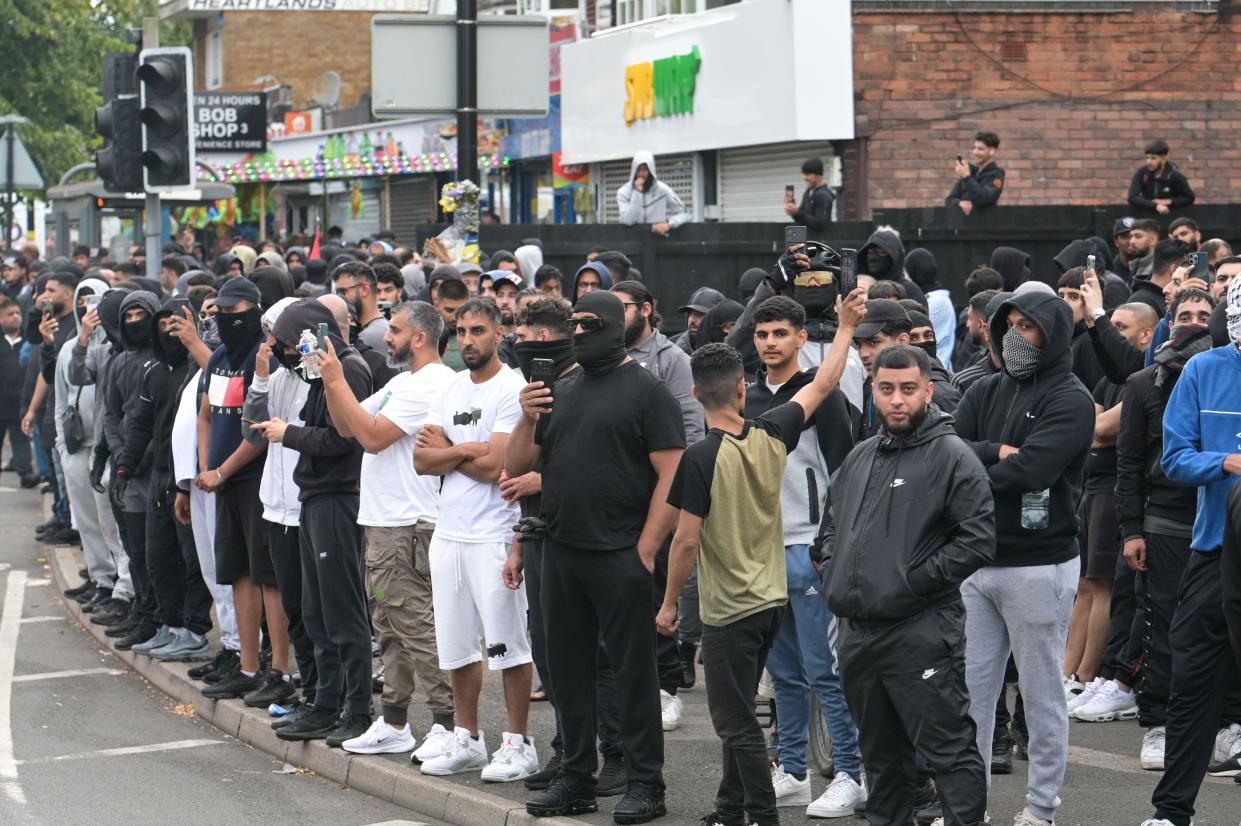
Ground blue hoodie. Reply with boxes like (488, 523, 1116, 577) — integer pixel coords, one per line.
(1161, 344, 1241, 552)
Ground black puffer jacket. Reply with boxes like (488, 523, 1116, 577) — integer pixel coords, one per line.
(817, 408, 995, 623)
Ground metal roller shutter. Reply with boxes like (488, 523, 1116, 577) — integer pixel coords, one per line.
(599, 153, 696, 224)
(388, 176, 437, 238)
(719, 142, 838, 223)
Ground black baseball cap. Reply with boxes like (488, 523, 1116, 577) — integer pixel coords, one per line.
(853, 299, 911, 340)
(490, 270, 524, 291)
(214, 276, 262, 308)
(1113, 216, 1137, 238)
(678, 286, 726, 315)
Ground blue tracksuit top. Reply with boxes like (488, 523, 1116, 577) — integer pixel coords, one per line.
(1161, 344, 1241, 552)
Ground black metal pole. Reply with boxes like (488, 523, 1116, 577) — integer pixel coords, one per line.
(4, 127, 14, 250)
(456, 0, 478, 184)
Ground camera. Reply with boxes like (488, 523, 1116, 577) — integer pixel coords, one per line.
(378, 300, 393, 320)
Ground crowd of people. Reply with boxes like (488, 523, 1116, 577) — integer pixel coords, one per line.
(0, 206, 1239, 826)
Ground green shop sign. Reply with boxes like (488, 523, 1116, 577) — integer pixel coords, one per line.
(624, 46, 701, 127)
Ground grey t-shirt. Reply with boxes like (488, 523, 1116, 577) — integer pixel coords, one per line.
(358, 315, 390, 353)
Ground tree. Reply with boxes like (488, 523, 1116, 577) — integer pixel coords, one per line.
(0, 0, 185, 193)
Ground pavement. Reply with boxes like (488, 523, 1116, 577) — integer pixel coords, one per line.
(3, 480, 1240, 825)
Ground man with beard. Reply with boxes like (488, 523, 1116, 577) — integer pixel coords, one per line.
(1123, 218, 1161, 283)
(508, 291, 686, 822)
(315, 300, 457, 758)
(819, 344, 994, 826)
(194, 277, 281, 699)
(259, 299, 375, 746)
(413, 299, 537, 782)
(493, 271, 525, 369)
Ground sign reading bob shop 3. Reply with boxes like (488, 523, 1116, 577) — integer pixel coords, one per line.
(623, 46, 700, 127)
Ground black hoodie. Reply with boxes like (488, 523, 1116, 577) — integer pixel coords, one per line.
(118, 297, 193, 477)
(858, 230, 928, 309)
(272, 299, 372, 501)
(817, 407, 995, 623)
(952, 291, 1096, 567)
(990, 246, 1030, 293)
(1127, 162, 1195, 211)
(102, 290, 161, 473)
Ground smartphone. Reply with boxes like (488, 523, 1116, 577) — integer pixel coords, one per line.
(1086, 254, 1096, 274)
(956, 155, 964, 164)
(840, 248, 858, 295)
(39, 298, 52, 315)
(784, 185, 795, 204)
(85, 294, 102, 311)
(316, 322, 328, 350)
(785, 225, 807, 248)
(378, 300, 393, 320)
(531, 357, 555, 391)
(1189, 251, 1211, 280)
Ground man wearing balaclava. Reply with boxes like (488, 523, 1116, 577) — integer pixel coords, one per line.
(726, 244, 867, 411)
(952, 291, 1096, 826)
(115, 296, 214, 662)
(193, 277, 279, 705)
(858, 229, 928, 309)
(1142, 275, 1241, 826)
(507, 290, 686, 822)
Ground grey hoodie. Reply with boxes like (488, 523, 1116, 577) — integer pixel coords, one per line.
(616, 151, 690, 228)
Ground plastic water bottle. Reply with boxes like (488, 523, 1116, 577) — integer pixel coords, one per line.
(297, 328, 321, 379)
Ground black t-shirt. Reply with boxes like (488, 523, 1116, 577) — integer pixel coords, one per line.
(1085, 377, 1124, 494)
(536, 360, 686, 550)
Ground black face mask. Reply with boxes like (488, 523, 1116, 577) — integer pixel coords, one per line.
(913, 339, 938, 360)
(76, 305, 88, 321)
(218, 307, 263, 365)
(866, 252, 893, 277)
(572, 292, 628, 377)
(514, 338, 576, 382)
(159, 330, 188, 366)
(124, 319, 152, 349)
(795, 285, 837, 317)
(274, 348, 300, 372)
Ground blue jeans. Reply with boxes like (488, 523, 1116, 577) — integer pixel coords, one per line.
(767, 544, 861, 781)
(50, 440, 70, 524)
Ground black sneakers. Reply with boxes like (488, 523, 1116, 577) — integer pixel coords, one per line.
(613, 784, 666, 824)
(114, 622, 157, 651)
(81, 587, 112, 614)
(271, 700, 312, 730)
(992, 728, 1014, 774)
(275, 706, 339, 741)
(597, 753, 628, 797)
(325, 712, 373, 748)
(524, 750, 562, 790)
(201, 650, 241, 684)
(243, 669, 296, 708)
(201, 669, 259, 700)
(526, 778, 599, 818)
(105, 608, 140, 638)
(89, 598, 131, 626)
(63, 579, 95, 599)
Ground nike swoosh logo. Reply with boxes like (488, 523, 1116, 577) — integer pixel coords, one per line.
(922, 668, 938, 680)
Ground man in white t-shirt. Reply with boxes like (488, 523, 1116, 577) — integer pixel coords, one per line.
(413, 298, 537, 782)
(317, 300, 457, 760)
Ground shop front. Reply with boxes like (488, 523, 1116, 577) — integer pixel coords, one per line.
(559, 0, 854, 223)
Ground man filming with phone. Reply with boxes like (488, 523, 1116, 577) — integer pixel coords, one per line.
(784, 158, 835, 232)
(946, 131, 1005, 216)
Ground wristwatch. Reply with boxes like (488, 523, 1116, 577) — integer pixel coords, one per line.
(1089, 307, 1106, 323)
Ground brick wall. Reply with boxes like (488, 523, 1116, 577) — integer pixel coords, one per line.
(194, 12, 375, 110)
(847, 6, 1241, 217)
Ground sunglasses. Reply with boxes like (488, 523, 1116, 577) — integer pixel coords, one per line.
(570, 317, 604, 332)
(793, 272, 834, 287)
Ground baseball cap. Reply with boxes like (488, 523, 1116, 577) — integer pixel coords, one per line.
(458, 262, 483, 276)
(1112, 216, 1137, 238)
(490, 270, 524, 291)
(214, 276, 262, 308)
(678, 286, 726, 315)
(853, 299, 911, 340)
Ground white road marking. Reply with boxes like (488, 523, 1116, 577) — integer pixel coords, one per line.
(362, 822, 431, 826)
(1068, 744, 1157, 777)
(23, 581, 48, 588)
(16, 738, 223, 766)
(18, 616, 62, 625)
(12, 668, 126, 683)
(0, 569, 28, 805)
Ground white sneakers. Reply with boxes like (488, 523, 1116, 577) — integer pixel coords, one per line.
(1211, 722, 1241, 764)
(660, 689, 683, 731)
(771, 765, 811, 807)
(806, 771, 866, 818)
(418, 726, 489, 776)
(1012, 808, 1052, 825)
(1072, 680, 1138, 722)
(412, 723, 457, 764)
(1062, 673, 1085, 700)
(342, 716, 416, 755)
(1066, 677, 1104, 715)
(1140, 726, 1166, 771)
(480, 732, 539, 782)
(1138, 820, 1181, 826)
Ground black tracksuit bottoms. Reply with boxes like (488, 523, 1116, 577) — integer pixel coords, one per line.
(121, 505, 158, 626)
(145, 471, 212, 634)
(268, 522, 317, 703)
(1151, 550, 1241, 826)
(542, 540, 664, 794)
(299, 494, 371, 716)
(1223, 484, 1241, 700)
(701, 605, 784, 826)
(1135, 531, 1192, 727)
(838, 602, 987, 826)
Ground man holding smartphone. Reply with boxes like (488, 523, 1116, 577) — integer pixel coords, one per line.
(946, 131, 1005, 216)
(785, 158, 834, 232)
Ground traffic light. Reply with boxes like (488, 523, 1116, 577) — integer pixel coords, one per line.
(95, 51, 143, 193)
(137, 47, 195, 192)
